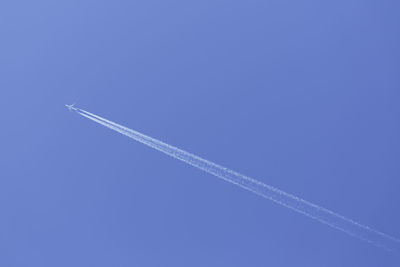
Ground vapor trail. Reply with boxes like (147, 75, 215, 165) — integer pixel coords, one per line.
(74, 107, 400, 252)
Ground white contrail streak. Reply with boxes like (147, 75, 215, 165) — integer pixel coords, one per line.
(73, 107, 400, 252)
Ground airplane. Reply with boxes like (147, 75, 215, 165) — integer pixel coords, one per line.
(65, 103, 77, 111)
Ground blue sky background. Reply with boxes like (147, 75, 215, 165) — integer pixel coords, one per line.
(1, 0, 400, 266)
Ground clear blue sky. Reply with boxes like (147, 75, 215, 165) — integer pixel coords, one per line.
(1, 0, 399, 266)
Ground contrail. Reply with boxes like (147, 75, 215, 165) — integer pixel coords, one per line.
(73, 107, 400, 252)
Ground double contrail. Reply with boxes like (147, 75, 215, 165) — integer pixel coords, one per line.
(71, 106, 400, 252)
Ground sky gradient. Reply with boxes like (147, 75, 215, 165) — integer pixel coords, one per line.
(1, 0, 400, 266)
